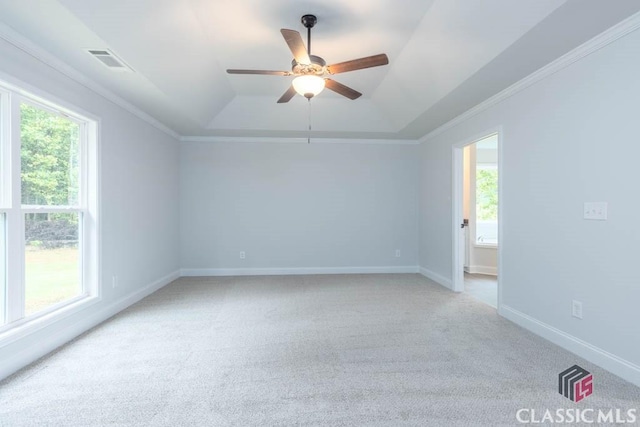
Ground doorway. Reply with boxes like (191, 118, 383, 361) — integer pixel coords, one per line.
(452, 131, 501, 309)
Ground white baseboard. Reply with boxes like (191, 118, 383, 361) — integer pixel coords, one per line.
(499, 305, 640, 388)
(419, 267, 453, 290)
(180, 266, 420, 277)
(467, 265, 498, 276)
(0, 270, 180, 381)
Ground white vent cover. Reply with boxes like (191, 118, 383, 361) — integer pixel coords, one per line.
(85, 49, 133, 72)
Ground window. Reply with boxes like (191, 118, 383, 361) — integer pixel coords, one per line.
(0, 212, 6, 326)
(475, 135, 498, 246)
(0, 79, 98, 335)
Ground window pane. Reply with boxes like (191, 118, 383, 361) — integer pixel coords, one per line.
(475, 166, 498, 245)
(0, 213, 6, 325)
(20, 103, 80, 206)
(476, 167, 498, 222)
(25, 212, 81, 316)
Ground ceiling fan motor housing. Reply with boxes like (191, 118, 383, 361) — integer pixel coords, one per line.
(291, 55, 326, 76)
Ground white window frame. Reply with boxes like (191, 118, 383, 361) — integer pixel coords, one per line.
(0, 88, 12, 327)
(0, 75, 100, 345)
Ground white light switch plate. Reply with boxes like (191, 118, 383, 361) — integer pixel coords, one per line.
(584, 202, 607, 220)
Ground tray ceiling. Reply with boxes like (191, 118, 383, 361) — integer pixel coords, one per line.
(0, 0, 639, 140)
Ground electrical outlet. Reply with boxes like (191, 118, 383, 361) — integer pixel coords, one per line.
(239, 251, 246, 259)
(395, 249, 401, 258)
(572, 300, 583, 319)
(112, 275, 118, 289)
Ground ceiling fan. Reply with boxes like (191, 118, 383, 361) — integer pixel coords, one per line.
(227, 14, 389, 103)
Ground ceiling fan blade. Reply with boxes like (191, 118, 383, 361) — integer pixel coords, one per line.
(227, 69, 292, 76)
(327, 54, 389, 74)
(277, 85, 297, 103)
(280, 29, 311, 65)
(324, 79, 362, 100)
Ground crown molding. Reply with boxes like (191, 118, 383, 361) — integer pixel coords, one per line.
(181, 136, 419, 145)
(0, 22, 181, 140)
(419, 10, 640, 143)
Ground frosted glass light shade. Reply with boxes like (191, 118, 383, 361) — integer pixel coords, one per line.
(292, 75, 325, 98)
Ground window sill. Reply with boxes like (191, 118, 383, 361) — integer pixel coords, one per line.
(473, 243, 498, 249)
(0, 295, 101, 348)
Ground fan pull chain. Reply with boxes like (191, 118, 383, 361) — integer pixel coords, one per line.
(307, 98, 311, 144)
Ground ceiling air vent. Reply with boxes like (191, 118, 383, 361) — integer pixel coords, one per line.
(85, 48, 133, 72)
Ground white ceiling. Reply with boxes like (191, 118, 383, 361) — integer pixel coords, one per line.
(0, 0, 639, 140)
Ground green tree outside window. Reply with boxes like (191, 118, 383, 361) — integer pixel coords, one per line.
(476, 167, 498, 221)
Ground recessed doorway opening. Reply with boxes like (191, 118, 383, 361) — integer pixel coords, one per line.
(452, 131, 501, 309)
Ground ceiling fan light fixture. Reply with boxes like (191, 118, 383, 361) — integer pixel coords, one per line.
(226, 15, 388, 103)
(292, 75, 325, 99)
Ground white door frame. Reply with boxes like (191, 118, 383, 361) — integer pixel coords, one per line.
(451, 127, 503, 309)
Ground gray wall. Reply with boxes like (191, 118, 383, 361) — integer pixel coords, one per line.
(180, 142, 419, 272)
(419, 27, 640, 379)
(0, 37, 180, 376)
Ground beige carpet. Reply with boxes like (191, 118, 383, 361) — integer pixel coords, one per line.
(0, 274, 638, 426)
(464, 272, 497, 308)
